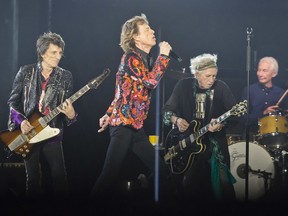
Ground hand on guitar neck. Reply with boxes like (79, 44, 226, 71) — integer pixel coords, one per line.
(172, 116, 223, 133)
(164, 100, 248, 174)
(57, 99, 76, 119)
(208, 118, 224, 132)
(0, 68, 111, 158)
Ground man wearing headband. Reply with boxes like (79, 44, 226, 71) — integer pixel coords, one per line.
(162, 53, 237, 202)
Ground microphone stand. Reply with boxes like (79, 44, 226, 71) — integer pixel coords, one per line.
(245, 27, 253, 202)
(282, 150, 288, 186)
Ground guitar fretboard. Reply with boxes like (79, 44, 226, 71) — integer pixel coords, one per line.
(193, 110, 232, 139)
(42, 68, 110, 124)
(41, 69, 110, 125)
(43, 85, 91, 124)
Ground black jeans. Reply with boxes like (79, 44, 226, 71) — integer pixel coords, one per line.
(24, 140, 68, 197)
(91, 125, 170, 197)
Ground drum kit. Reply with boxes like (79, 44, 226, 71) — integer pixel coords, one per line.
(228, 110, 288, 201)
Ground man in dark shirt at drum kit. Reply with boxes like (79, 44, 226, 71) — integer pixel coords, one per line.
(233, 56, 288, 201)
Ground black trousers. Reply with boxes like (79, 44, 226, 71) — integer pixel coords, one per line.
(24, 140, 68, 197)
(91, 125, 170, 197)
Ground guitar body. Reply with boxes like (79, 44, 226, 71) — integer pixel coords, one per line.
(0, 68, 111, 158)
(0, 112, 60, 158)
(163, 100, 248, 175)
(164, 121, 206, 174)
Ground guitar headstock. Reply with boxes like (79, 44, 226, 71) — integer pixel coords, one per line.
(88, 68, 111, 89)
(230, 100, 247, 116)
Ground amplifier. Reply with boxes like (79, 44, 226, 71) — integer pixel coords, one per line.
(0, 162, 26, 197)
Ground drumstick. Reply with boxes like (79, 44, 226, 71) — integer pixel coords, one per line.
(275, 89, 288, 106)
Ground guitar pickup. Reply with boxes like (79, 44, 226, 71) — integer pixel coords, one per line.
(179, 139, 187, 150)
(8, 134, 29, 151)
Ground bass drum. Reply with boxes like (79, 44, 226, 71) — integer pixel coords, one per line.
(229, 141, 275, 201)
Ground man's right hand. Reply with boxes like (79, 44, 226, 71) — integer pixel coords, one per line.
(98, 114, 110, 133)
(20, 120, 34, 135)
(263, 105, 279, 115)
(159, 41, 172, 57)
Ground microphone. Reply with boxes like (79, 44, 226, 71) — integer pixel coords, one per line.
(169, 50, 182, 62)
(159, 43, 182, 62)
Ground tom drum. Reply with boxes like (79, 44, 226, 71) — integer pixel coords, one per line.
(258, 112, 288, 136)
(258, 112, 288, 149)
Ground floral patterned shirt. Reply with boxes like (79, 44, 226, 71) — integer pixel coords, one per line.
(106, 49, 170, 129)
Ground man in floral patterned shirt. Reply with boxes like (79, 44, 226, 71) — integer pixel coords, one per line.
(91, 14, 172, 199)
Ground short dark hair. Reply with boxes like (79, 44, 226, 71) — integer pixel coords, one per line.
(36, 32, 65, 61)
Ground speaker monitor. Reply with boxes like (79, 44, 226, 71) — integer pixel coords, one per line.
(0, 163, 26, 197)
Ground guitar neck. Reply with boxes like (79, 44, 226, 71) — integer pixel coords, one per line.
(194, 110, 232, 139)
(43, 84, 91, 124)
(41, 68, 111, 125)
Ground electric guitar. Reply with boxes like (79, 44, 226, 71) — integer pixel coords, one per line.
(0, 68, 111, 158)
(164, 100, 247, 174)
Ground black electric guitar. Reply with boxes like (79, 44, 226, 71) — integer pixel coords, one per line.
(164, 100, 247, 174)
(0, 68, 110, 158)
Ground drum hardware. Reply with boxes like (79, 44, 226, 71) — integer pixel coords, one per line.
(229, 141, 275, 201)
(250, 168, 273, 194)
(226, 134, 242, 145)
(236, 163, 273, 195)
(281, 150, 288, 183)
(261, 147, 288, 188)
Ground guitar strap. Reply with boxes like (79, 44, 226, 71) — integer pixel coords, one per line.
(40, 67, 64, 112)
(207, 89, 214, 121)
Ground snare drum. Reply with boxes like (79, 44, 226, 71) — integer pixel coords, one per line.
(229, 141, 275, 201)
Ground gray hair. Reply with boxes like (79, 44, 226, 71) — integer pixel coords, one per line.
(258, 56, 279, 75)
(189, 53, 218, 74)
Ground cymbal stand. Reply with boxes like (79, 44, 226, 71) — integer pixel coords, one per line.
(281, 150, 288, 185)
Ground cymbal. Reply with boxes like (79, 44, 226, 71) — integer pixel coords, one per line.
(166, 69, 193, 80)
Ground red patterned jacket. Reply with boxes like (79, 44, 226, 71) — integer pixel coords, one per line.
(106, 49, 170, 129)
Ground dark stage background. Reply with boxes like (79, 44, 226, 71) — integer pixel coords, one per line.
(0, 0, 288, 197)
